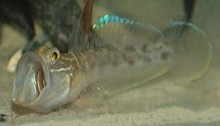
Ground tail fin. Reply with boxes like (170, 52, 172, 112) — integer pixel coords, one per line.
(162, 20, 212, 82)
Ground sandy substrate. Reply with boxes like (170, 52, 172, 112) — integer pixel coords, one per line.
(0, 0, 220, 126)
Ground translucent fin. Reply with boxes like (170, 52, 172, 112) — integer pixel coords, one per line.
(162, 20, 212, 82)
(69, 26, 103, 52)
(69, 0, 103, 52)
(80, 66, 169, 101)
(93, 15, 160, 30)
(92, 14, 163, 50)
(68, 0, 85, 53)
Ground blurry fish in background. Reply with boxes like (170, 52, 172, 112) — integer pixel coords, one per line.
(0, 0, 46, 53)
(0, 0, 197, 52)
(28, 0, 86, 53)
(0, 0, 90, 53)
(175, 0, 196, 37)
(0, 0, 36, 72)
(3, 0, 92, 72)
(183, 0, 196, 22)
(0, 0, 35, 42)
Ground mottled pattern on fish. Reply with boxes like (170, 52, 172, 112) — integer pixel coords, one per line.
(41, 44, 171, 106)
(53, 43, 173, 73)
(29, 0, 82, 52)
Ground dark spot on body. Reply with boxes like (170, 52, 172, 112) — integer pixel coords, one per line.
(0, 114, 7, 122)
(112, 60, 119, 67)
(124, 45, 136, 52)
(144, 57, 151, 63)
(128, 59, 135, 65)
(141, 44, 149, 52)
(161, 52, 168, 61)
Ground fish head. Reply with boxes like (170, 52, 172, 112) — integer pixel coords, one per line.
(12, 46, 82, 112)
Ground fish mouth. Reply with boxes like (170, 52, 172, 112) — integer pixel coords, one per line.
(35, 66, 46, 95)
(12, 52, 50, 105)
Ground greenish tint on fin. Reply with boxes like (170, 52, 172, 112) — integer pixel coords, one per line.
(92, 14, 163, 50)
(93, 14, 134, 29)
(93, 14, 162, 35)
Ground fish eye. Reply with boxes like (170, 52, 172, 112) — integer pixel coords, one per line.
(48, 48, 60, 64)
(51, 51, 59, 61)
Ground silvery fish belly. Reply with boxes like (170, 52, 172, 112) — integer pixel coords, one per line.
(12, 15, 212, 112)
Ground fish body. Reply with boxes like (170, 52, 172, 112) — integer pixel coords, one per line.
(12, 14, 212, 112)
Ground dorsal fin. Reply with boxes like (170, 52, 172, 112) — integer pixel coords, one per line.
(68, 0, 86, 53)
(92, 14, 163, 50)
(68, 5, 163, 52)
(69, 0, 103, 52)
